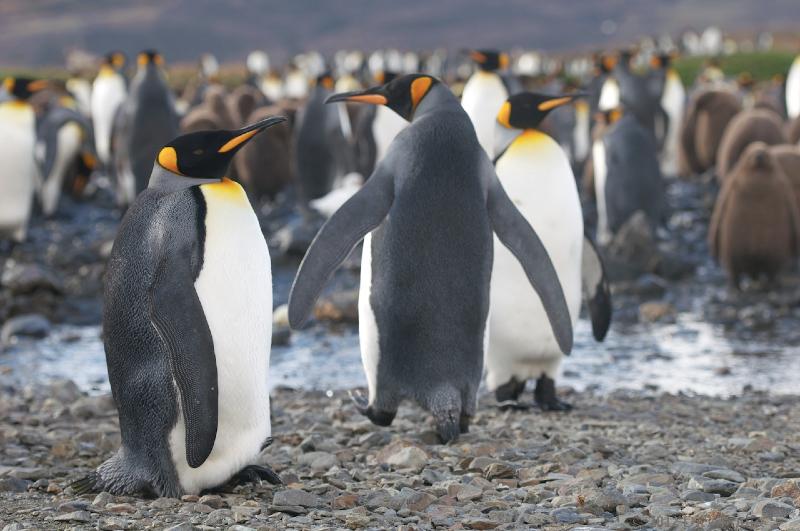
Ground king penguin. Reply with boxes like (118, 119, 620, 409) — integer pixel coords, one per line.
(72, 116, 287, 497)
(36, 98, 96, 216)
(0, 77, 47, 242)
(650, 53, 686, 177)
(461, 50, 512, 156)
(288, 74, 573, 442)
(489, 93, 611, 410)
(91, 52, 127, 167)
(112, 50, 180, 207)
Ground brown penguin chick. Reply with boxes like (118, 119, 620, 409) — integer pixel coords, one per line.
(709, 142, 800, 288)
(690, 89, 742, 173)
(226, 85, 267, 126)
(716, 108, 786, 181)
(180, 107, 224, 132)
(788, 115, 800, 145)
(770, 144, 800, 208)
(233, 105, 294, 202)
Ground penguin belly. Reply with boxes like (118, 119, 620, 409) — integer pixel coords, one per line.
(461, 72, 509, 155)
(573, 101, 591, 164)
(487, 131, 582, 390)
(0, 103, 36, 241)
(168, 178, 272, 494)
(592, 139, 611, 245)
(358, 232, 380, 401)
(91, 75, 126, 165)
(598, 78, 620, 112)
(659, 72, 686, 177)
(41, 121, 82, 217)
(787, 57, 800, 120)
(373, 106, 408, 163)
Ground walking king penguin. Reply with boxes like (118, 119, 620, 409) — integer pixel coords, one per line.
(91, 52, 127, 167)
(461, 50, 512, 156)
(112, 50, 180, 206)
(0, 77, 47, 242)
(72, 116, 287, 497)
(288, 74, 573, 443)
(489, 93, 611, 410)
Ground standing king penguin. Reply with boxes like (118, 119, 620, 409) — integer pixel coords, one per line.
(490, 93, 611, 410)
(461, 50, 511, 156)
(113, 50, 179, 207)
(0, 78, 47, 242)
(786, 54, 800, 120)
(91, 52, 127, 168)
(650, 53, 686, 177)
(288, 74, 573, 442)
(72, 116, 287, 497)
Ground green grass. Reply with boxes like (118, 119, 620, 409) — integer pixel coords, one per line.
(673, 51, 797, 86)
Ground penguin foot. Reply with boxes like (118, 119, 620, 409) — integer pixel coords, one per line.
(230, 465, 283, 487)
(459, 413, 471, 434)
(534, 375, 572, 412)
(348, 389, 396, 426)
(70, 472, 100, 495)
(496, 400, 532, 411)
(260, 436, 274, 451)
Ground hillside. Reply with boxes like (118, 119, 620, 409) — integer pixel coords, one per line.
(1, 0, 799, 66)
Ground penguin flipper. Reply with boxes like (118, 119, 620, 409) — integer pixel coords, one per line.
(581, 235, 612, 341)
(288, 164, 395, 329)
(486, 173, 574, 355)
(149, 257, 218, 469)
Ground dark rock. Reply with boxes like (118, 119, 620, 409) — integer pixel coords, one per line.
(1, 314, 51, 344)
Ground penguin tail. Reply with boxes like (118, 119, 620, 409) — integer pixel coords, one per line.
(69, 471, 101, 495)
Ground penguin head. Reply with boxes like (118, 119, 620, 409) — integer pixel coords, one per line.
(156, 116, 287, 179)
(598, 53, 617, 74)
(138, 49, 164, 69)
(496, 92, 585, 130)
(739, 141, 776, 174)
(325, 73, 439, 121)
(316, 72, 335, 90)
(3, 77, 48, 101)
(104, 51, 127, 70)
(595, 108, 624, 126)
(650, 52, 676, 70)
(469, 50, 509, 72)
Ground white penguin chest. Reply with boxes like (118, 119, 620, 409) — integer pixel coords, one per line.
(592, 139, 610, 245)
(373, 106, 408, 163)
(490, 131, 583, 343)
(786, 57, 800, 119)
(461, 72, 508, 155)
(169, 178, 273, 494)
(0, 103, 37, 232)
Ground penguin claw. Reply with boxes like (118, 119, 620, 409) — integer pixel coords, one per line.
(348, 389, 369, 414)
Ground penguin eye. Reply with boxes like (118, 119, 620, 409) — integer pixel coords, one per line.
(193, 149, 204, 155)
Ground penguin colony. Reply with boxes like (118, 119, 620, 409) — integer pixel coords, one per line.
(1, 42, 800, 497)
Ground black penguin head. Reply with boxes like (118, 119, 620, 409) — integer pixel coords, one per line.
(137, 49, 164, 68)
(104, 51, 127, 70)
(469, 50, 509, 72)
(595, 108, 624, 126)
(325, 73, 439, 121)
(3, 77, 48, 101)
(597, 53, 617, 74)
(617, 49, 635, 68)
(156, 116, 287, 179)
(496, 92, 585, 130)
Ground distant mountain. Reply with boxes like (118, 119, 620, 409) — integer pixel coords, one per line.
(1, 0, 799, 67)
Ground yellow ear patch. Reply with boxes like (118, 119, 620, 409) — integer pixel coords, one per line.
(27, 79, 48, 92)
(499, 53, 510, 69)
(3, 78, 13, 92)
(497, 101, 511, 128)
(321, 77, 334, 90)
(137, 53, 149, 66)
(154, 54, 164, 66)
(158, 147, 181, 174)
(470, 51, 487, 64)
(218, 129, 259, 153)
(410, 77, 432, 109)
(538, 97, 572, 111)
(112, 53, 125, 68)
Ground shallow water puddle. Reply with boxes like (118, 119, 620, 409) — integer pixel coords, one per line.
(2, 308, 798, 397)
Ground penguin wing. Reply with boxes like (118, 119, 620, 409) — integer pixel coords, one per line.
(581, 235, 612, 341)
(149, 255, 217, 468)
(288, 163, 395, 329)
(485, 172, 574, 354)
